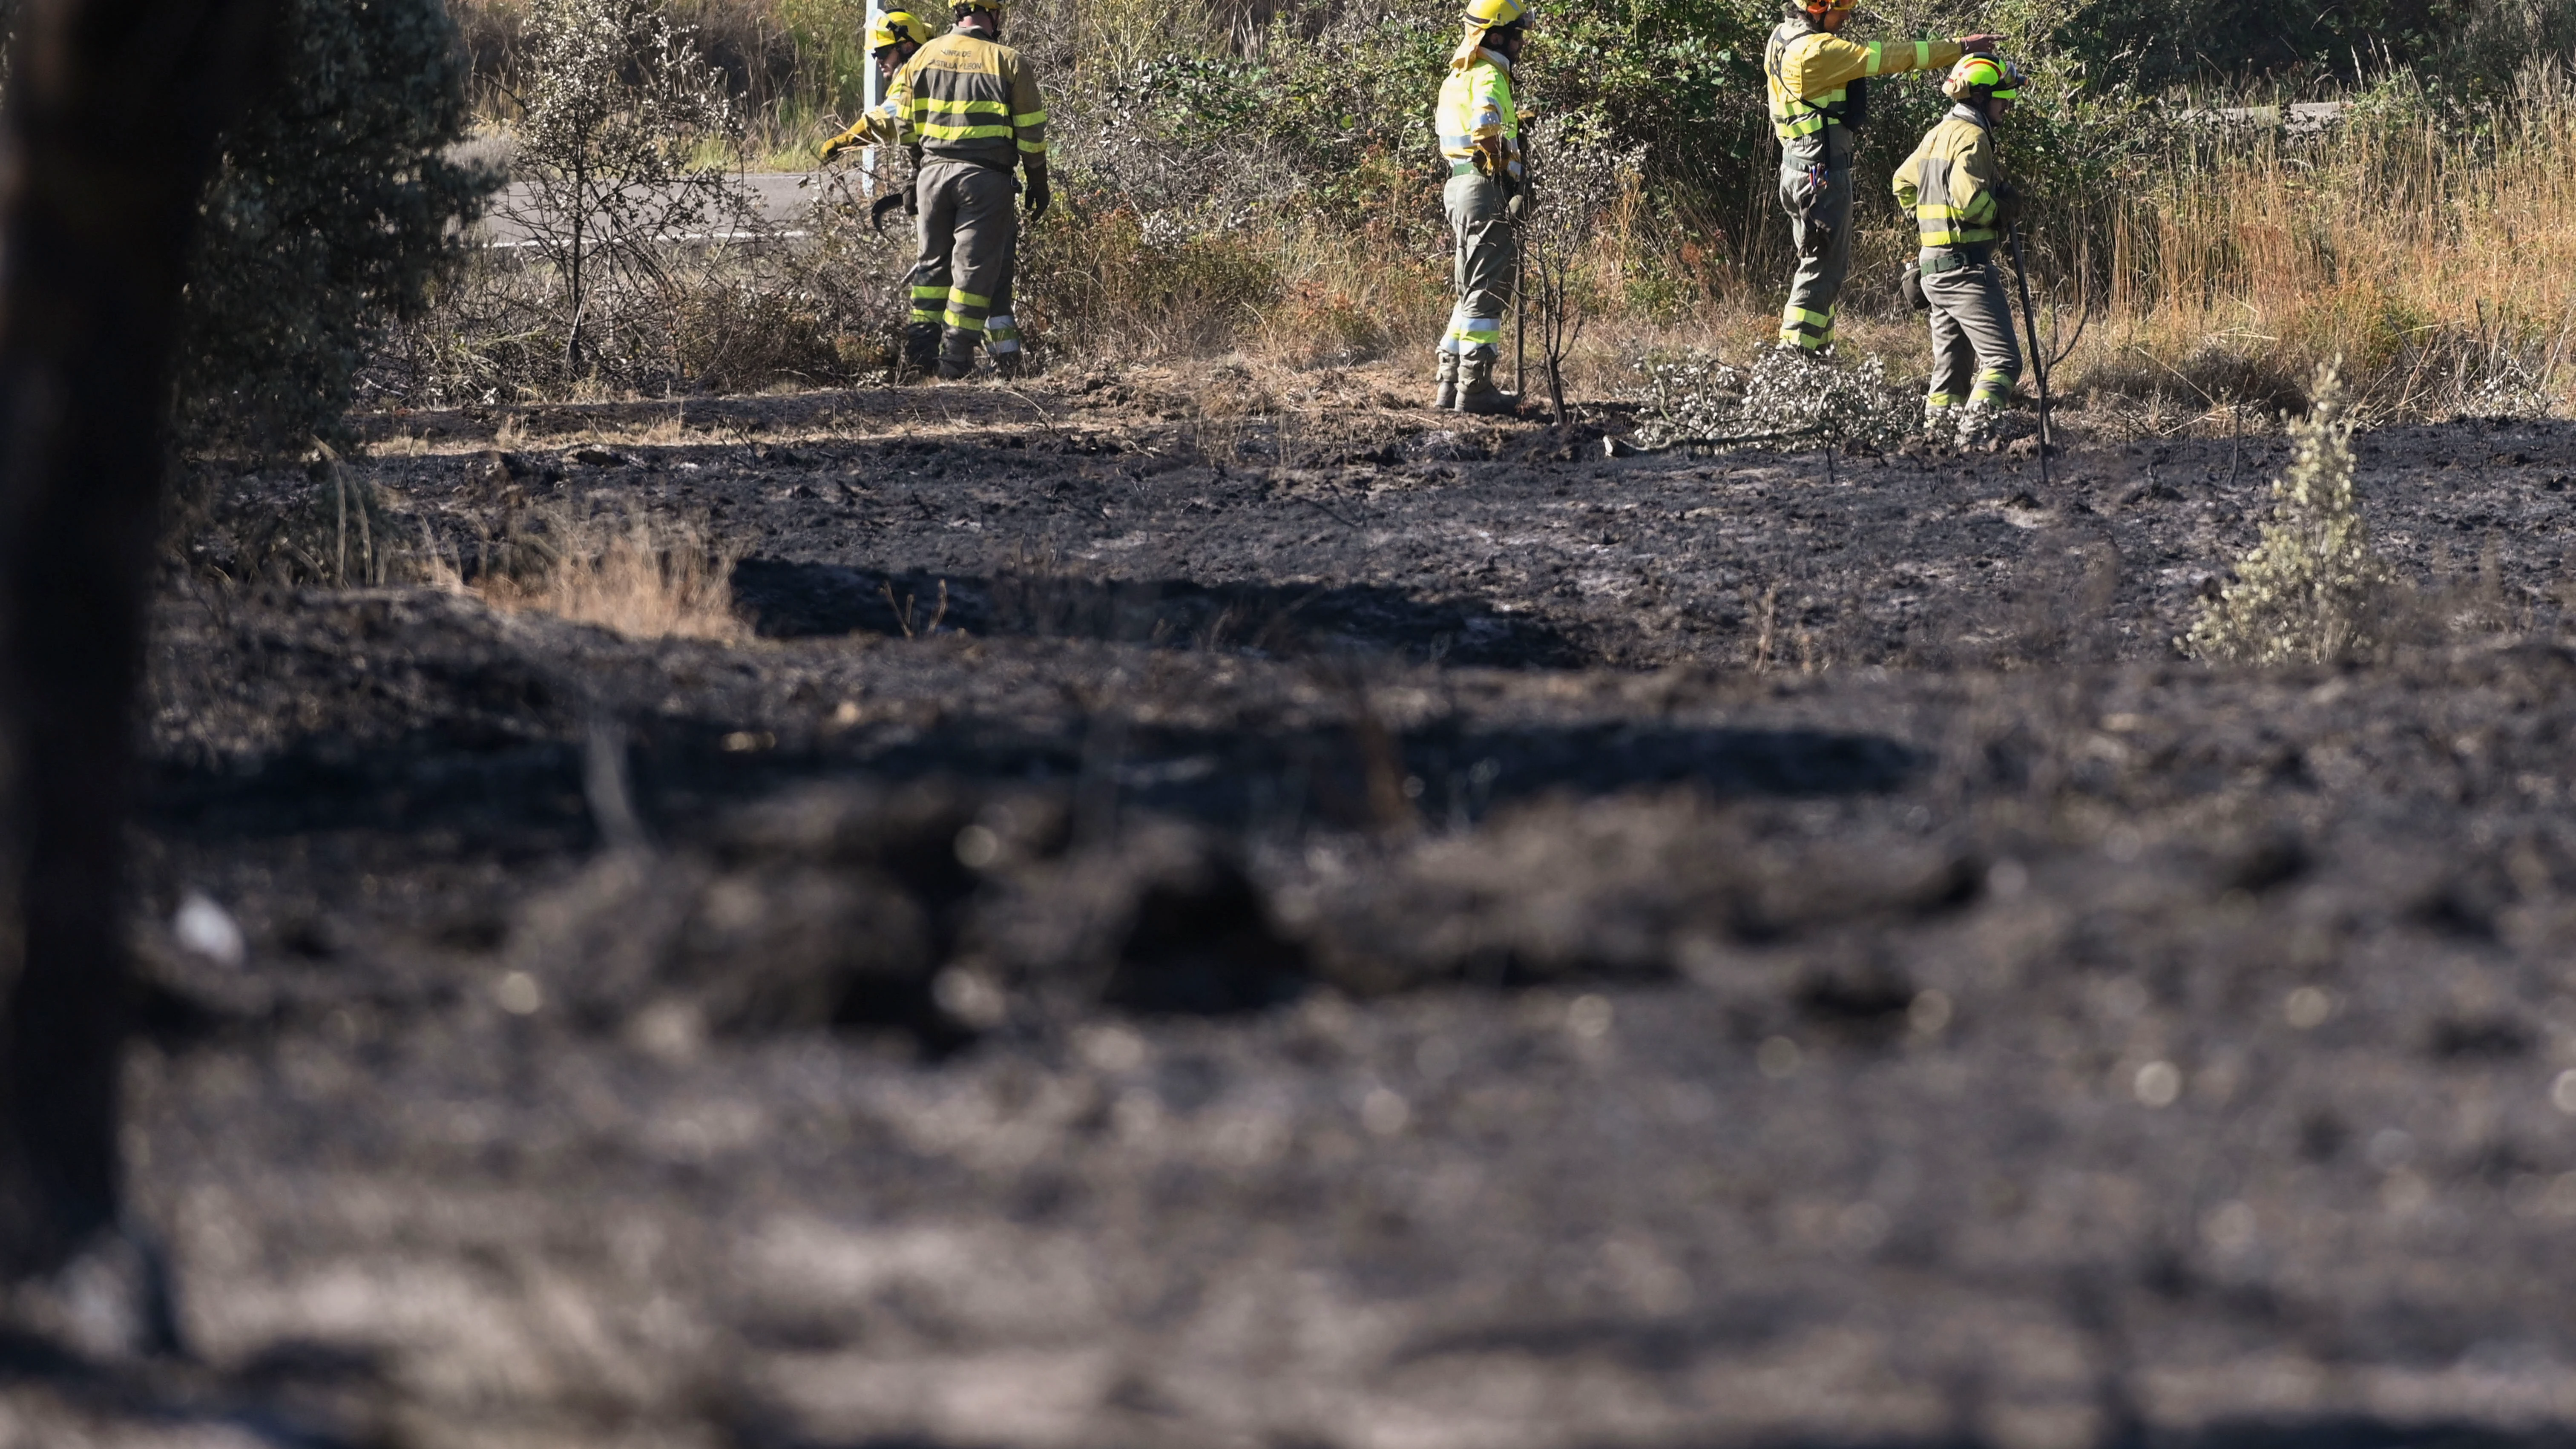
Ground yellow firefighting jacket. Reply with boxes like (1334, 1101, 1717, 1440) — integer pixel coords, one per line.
(1766, 21, 1961, 146)
(1893, 107, 2005, 252)
(892, 31, 1048, 170)
(1436, 49, 1521, 182)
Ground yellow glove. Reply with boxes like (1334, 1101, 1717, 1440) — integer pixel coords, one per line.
(818, 121, 868, 163)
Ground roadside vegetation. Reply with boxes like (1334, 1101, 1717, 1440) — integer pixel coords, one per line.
(379, 0, 2576, 430)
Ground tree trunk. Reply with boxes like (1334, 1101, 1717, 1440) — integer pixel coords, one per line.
(0, 0, 274, 1278)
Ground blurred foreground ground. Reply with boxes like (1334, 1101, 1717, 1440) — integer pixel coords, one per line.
(22, 365, 2576, 1447)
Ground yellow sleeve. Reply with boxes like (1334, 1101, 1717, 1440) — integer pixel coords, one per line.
(1008, 53, 1049, 167)
(1954, 131, 1998, 221)
(1786, 34, 1964, 96)
(820, 101, 903, 158)
(1466, 65, 1508, 142)
(1891, 142, 1921, 208)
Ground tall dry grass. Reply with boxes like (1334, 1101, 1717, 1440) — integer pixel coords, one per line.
(2063, 66, 2576, 425)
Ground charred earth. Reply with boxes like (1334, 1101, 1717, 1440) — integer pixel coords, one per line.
(39, 366, 2576, 1447)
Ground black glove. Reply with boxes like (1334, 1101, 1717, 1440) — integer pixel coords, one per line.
(870, 192, 905, 236)
(1992, 181, 2024, 231)
(1024, 171, 1052, 223)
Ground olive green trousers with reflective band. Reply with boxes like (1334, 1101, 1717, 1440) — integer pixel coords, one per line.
(1921, 260, 2022, 411)
(911, 159, 1021, 362)
(1442, 173, 1513, 359)
(1777, 153, 1852, 351)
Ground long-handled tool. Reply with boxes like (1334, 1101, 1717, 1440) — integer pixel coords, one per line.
(1514, 235, 1526, 405)
(1514, 120, 1531, 406)
(2006, 219, 2052, 488)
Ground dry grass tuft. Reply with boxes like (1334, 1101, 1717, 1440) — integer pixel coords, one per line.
(441, 506, 750, 642)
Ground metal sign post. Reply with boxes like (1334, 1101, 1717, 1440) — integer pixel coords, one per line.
(860, 4, 882, 197)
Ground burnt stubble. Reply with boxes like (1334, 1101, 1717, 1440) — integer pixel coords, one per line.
(92, 374, 2576, 1447)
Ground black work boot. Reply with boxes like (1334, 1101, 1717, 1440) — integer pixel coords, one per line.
(900, 322, 941, 377)
(1433, 350, 1459, 410)
(1455, 352, 1515, 416)
(936, 353, 976, 381)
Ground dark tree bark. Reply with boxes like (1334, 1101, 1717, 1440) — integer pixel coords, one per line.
(0, 0, 273, 1277)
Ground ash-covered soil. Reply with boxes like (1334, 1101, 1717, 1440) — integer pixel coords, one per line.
(32, 366, 2576, 1447)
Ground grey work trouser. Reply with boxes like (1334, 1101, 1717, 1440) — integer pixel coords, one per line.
(1442, 172, 1514, 359)
(1921, 256, 2022, 411)
(1776, 129, 1853, 351)
(911, 158, 1021, 362)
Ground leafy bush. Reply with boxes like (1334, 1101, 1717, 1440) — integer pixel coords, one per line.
(2184, 365, 2394, 664)
(175, 0, 494, 452)
(378, 175, 904, 404)
(506, 0, 747, 371)
(1524, 112, 1644, 422)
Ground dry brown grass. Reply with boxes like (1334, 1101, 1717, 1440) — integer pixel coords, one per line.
(2075, 69, 2576, 425)
(437, 506, 750, 642)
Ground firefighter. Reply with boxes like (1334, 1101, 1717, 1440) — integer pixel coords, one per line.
(817, 13, 937, 369)
(1768, 0, 1997, 356)
(817, 10, 934, 161)
(876, 0, 1050, 379)
(1893, 53, 2027, 445)
(1432, 0, 1528, 414)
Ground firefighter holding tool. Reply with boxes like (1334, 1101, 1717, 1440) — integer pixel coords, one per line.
(1893, 52, 2031, 446)
(824, 0, 1049, 379)
(819, 9, 934, 162)
(1767, 0, 1997, 356)
(818, 11, 937, 352)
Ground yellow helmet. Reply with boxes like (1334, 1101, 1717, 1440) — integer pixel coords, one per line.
(1463, 0, 1526, 27)
(871, 9, 932, 51)
(1943, 54, 2024, 103)
(951, 0, 1002, 17)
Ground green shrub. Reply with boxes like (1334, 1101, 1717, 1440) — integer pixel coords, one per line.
(2184, 365, 2394, 664)
(177, 0, 494, 453)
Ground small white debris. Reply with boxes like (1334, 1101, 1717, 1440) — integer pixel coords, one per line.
(172, 891, 244, 968)
(1360, 1088, 1411, 1136)
(2134, 1060, 2182, 1107)
(2284, 986, 2334, 1029)
(1757, 1036, 1802, 1079)
(494, 971, 544, 1016)
(953, 825, 1001, 868)
(1566, 995, 1613, 1040)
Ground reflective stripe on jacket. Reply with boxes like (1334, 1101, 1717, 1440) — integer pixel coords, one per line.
(1436, 51, 1521, 181)
(1765, 21, 1960, 143)
(895, 32, 1048, 168)
(1893, 107, 2004, 249)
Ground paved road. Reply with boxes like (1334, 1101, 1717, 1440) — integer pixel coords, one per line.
(2194, 99, 2345, 132)
(475, 170, 860, 248)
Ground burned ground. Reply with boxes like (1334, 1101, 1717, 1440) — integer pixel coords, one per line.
(29, 368, 2576, 1447)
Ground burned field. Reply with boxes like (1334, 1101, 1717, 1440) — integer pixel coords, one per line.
(67, 371, 2576, 1446)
